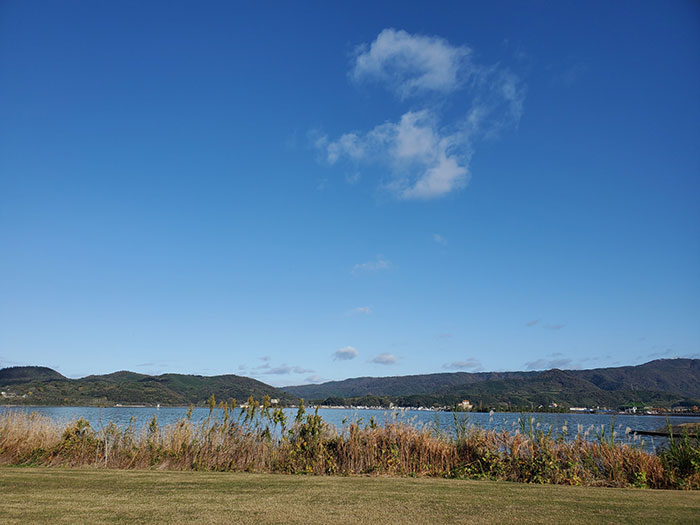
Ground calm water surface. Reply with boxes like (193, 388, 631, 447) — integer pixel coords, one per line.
(4, 405, 699, 453)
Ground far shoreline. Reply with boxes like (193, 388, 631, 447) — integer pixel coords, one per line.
(3, 403, 700, 418)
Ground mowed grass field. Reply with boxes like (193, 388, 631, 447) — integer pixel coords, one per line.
(1, 467, 698, 524)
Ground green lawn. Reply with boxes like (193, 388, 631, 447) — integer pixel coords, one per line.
(1, 467, 698, 524)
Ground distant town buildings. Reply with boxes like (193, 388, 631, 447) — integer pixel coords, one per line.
(0, 391, 27, 399)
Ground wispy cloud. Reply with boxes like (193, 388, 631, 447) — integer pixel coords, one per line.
(133, 360, 173, 375)
(442, 358, 482, 371)
(254, 362, 271, 371)
(433, 233, 447, 245)
(371, 352, 397, 365)
(352, 255, 392, 274)
(647, 347, 673, 358)
(135, 360, 171, 368)
(333, 346, 358, 361)
(266, 366, 293, 375)
(524, 357, 575, 370)
(526, 320, 564, 330)
(315, 28, 525, 200)
(305, 375, 324, 383)
(255, 362, 314, 375)
(345, 171, 361, 185)
(544, 324, 565, 330)
(349, 306, 372, 315)
(316, 177, 329, 191)
(554, 62, 588, 87)
(0, 356, 22, 368)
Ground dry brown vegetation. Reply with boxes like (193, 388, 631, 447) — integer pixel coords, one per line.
(1, 396, 698, 490)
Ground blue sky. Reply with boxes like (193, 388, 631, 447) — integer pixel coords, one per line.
(1, 1, 698, 385)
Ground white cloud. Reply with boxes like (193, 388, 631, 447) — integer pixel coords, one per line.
(305, 375, 324, 383)
(442, 358, 482, 371)
(371, 352, 397, 365)
(327, 133, 366, 164)
(350, 306, 372, 315)
(324, 110, 469, 200)
(392, 112, 470, 199)
(352, 255, 392, 274)
(352, 28, 472, 99)
(433, 233, 447, 245)
(315, 29, 524, 201)
(333, 346, 358, 361)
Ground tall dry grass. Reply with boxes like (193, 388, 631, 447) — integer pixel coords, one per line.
(0, 398, 697, 489)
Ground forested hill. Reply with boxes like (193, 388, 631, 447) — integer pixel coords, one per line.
(282, 359, 700, 409)
(0, 366, 297, 406)
(2, 359, 698, 409)
(282, 371, 537, 399)
(0, 366, 66, 385)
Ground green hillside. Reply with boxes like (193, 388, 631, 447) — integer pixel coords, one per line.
(283, 359, 700, 409)
(282, 371, 535, 399)
(574, 359, 700, 398)
(0, 367, 297, 406)
(0, 366, 67, 385)
(3, 359, 698, 410)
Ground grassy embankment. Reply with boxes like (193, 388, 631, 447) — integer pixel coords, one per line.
(1, 397, 699, 489)
(1, 468, 700, 524)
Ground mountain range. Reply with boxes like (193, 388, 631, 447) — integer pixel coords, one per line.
(282, 359, 700, 409)
(1, 359, 698, 410)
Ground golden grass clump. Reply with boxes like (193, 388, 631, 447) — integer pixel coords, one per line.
(0, 400, 698, 490)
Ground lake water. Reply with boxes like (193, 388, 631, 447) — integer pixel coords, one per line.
(3, 405, 699, 453)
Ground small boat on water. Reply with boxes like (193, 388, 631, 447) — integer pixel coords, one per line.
(633, 422, 700, 437)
